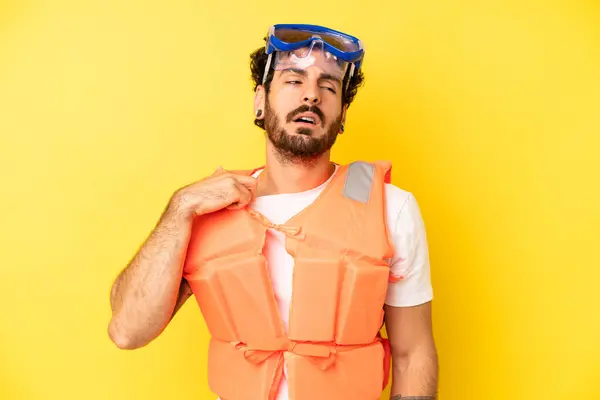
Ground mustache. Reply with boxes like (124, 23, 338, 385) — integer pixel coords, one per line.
(286, 105, 326, 127)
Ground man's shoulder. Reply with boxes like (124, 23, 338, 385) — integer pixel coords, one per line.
(381, 182, 428, 238)
(383, 182, 413, 217)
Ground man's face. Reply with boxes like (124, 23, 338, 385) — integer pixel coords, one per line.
(261, 49, 346, 164)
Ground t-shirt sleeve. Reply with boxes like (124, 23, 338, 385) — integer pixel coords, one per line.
(385, 193, 434, 307)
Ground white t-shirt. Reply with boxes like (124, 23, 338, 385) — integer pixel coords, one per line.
(218, 165, 433, 400)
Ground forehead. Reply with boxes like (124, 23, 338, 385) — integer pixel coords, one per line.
(273, 47, 347, 80)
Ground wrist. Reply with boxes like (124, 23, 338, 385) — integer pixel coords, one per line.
(166, 191, 197, 224)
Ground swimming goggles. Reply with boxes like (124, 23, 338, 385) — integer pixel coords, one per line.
(261, 24, 365, 91)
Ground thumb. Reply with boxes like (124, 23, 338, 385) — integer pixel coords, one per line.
(211, 166, 225, 176)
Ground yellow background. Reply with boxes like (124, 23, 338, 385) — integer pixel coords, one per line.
(1, 0, 599, 399)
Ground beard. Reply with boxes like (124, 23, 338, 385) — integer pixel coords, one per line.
(264, 98, 342, 165)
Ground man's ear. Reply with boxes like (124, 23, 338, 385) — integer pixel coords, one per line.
(254, 85, 266, 120)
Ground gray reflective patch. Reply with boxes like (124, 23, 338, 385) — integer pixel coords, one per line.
(342, 162, 375, 203)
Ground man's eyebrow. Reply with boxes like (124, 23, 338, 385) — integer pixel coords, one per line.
(281, 68, 307, 76)
(281, 68, 342, 86)
(318, 73, 343, 85)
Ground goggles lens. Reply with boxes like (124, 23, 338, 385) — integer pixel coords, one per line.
(273, 27, 361, 53)
(273, 41, 349, 80)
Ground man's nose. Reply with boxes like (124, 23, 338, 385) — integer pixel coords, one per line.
(302, 81, 321, 105)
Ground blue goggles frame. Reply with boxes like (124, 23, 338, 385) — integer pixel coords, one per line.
(262, 24, 365, 88)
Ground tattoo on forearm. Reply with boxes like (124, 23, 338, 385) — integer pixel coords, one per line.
(390, 397, 436, 400)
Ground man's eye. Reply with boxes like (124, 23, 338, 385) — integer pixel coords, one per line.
(287, 81, 301, 84)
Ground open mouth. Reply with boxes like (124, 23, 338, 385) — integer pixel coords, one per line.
(294, 117, 316, 125)
(292, 112, 321, 126)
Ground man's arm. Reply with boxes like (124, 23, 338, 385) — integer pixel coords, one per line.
(385, 301, 438, 399)
(107, 168, 257, 350)
(108, 203, 194, 350)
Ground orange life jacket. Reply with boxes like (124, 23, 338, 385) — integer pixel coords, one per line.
(183, 161, 399, 400)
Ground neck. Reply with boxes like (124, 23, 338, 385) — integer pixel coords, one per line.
(256, 142, 336, 196)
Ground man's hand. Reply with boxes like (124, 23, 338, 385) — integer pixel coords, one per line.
(169, 167, 258, 220)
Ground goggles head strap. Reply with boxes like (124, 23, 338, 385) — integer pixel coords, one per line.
(261, 52, 273, 85)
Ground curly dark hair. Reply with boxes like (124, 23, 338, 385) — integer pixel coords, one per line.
(249, 38, 365, 130)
